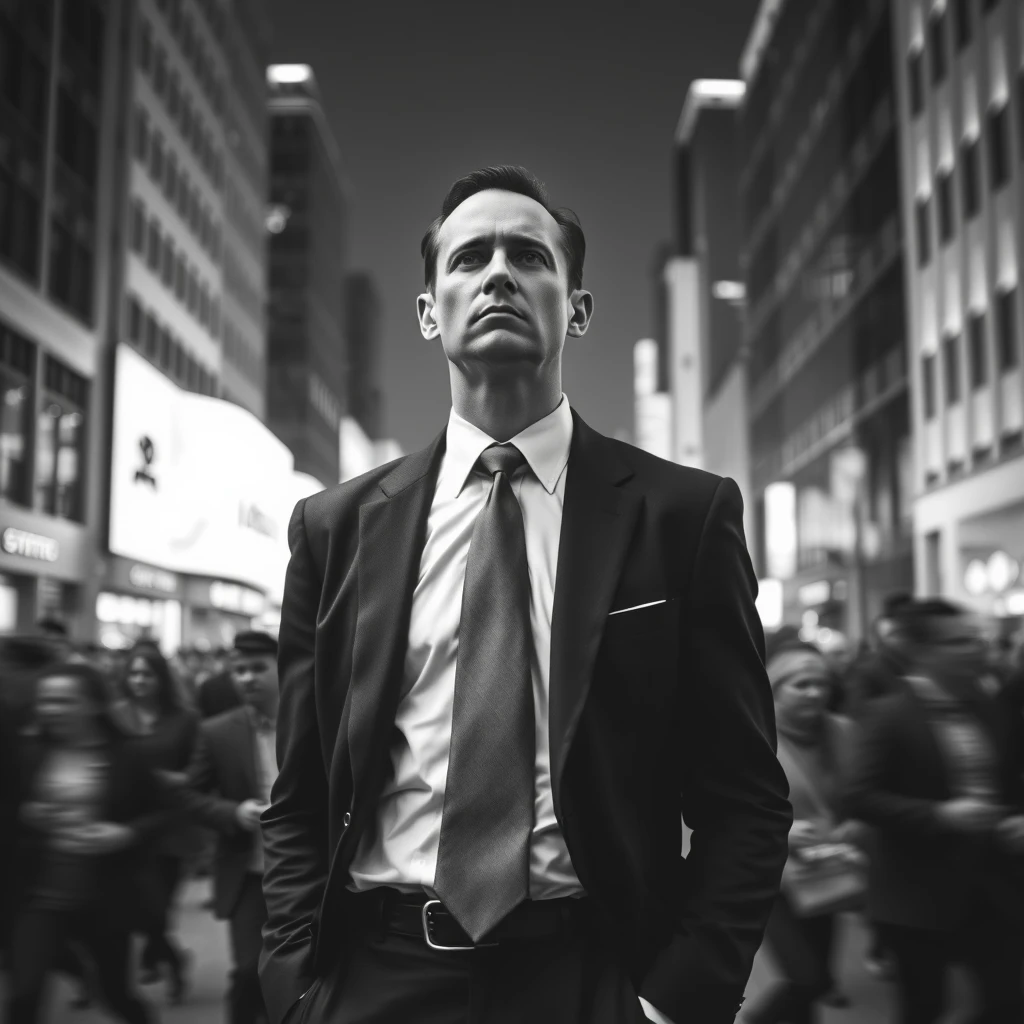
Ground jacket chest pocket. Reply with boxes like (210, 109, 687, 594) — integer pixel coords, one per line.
(599, 599, 679, 704)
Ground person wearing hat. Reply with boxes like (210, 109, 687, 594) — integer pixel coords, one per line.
(178, 631, 280, 1024)
(744, 641, 866, 1024)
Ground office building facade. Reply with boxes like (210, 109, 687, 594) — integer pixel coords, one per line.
(266, 64, 349, 488)
(0, 0, 122, 635)
(893, 0, 1024, 622)
(740, 0, 914, 641)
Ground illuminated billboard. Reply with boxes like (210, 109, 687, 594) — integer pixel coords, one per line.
(110, 344, 300, 593)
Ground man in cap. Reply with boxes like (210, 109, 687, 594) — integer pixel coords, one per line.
(180, 631, 280, 1024)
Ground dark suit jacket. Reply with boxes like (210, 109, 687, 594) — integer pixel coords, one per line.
(197, 670, 243, 719)
(260, 410, 792, 1024)
(11, 734, 170, 928)
(845, 683, 1024, 930)
(181, 706, 261, 919)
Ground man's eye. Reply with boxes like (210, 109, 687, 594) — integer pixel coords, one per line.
(454, 252, 481, 266)
(519, 251, 544, 264)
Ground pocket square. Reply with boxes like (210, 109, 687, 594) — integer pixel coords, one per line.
(607, 598, 668, 616)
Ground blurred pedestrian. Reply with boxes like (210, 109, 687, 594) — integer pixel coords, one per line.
(4, 661, 167, 1024)
(118, 643, 200, 1003)
(179, 631, 279, 1024)
(194, 649, 242, 720)
(846, 598, 1024, 1024)
(744, 642, 868, 1024)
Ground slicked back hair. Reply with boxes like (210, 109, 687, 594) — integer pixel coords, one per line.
(420, 165, 586, 294)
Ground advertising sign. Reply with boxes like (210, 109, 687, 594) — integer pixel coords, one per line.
(110, 345, 296, 594)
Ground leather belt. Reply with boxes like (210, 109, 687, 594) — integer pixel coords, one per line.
(365, 889, 590, 952)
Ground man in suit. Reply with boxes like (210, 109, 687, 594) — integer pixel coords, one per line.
(181, 631, 280, 1024)
(261, 165, 792, 1024)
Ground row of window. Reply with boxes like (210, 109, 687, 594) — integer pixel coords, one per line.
(124, 291, 217, 396)
(222, 317, 261, 381)
(0, 320, 88, 522)
(910, 0, 1004, 112)
(914, 105, 1014, 265)
(921, 288, 1020, 418)
(135, 107, 221, 263)
(137, 18, 223, 193)
(129, 199, 220, 339)
(149, 0, 224, 122)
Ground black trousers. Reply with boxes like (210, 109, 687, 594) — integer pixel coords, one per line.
(140, 853, 186, 972)
(886, 916, 1024, 1024)
(744, 894, 838, 1024)
(229, 872, 269, 1024)
(288, 896, 650, 1024)
(3, 904, 152, 1024)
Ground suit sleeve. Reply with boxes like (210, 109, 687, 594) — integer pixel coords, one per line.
(259, 498, 330, 1024)
(638, 477, 793, 1024)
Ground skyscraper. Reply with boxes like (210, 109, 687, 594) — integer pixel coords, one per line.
(739, 0, 913, 641)
(343, 270, 383, 442)
(266, 63, 350, 489)
(0, 0, 122, 634)
(893, 0, 1024, 619)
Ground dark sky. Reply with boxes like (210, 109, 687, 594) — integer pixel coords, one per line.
(268, 1, 760, 453)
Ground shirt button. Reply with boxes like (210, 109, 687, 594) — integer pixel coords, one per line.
(343, 812, 352, 827)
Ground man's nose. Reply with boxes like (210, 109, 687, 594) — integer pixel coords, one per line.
(482, 251, 517, 292)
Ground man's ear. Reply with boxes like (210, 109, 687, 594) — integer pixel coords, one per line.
(566, 289, 594, 338)
(417, 291, 439, 340)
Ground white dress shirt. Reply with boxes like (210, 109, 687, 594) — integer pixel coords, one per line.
(344, 394, 673, 1024)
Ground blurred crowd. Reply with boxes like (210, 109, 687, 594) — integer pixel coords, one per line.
(751, 596, 1024, 1024)
(1, 600, 1023, 1024)
(0, 624, 281, 1024)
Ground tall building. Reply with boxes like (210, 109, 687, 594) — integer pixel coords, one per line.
(739, 0, 914, 641)
(98, 0, 302, 653)
(266, 64, 350, 489)
(672, 79, 755, 552)
(893, 0, 1024, 621)
(343, 270, 383, 441)
(0, 0, 123, 635)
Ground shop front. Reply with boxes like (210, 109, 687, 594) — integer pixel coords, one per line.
(0, 505, 92, 635)
(182, 576, 265, 651)
(95, 554, 184, 654)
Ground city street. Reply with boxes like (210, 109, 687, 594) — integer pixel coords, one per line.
(21, 879, 971, 1024)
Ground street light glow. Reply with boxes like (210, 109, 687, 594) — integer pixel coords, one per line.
(268, 64, 312, 85)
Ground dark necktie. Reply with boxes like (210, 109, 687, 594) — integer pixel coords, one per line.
(433, 443, 536, 942)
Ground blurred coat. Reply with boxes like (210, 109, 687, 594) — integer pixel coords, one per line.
(846, 685, 1024, 931)
(10, 735, 172, 929)
(196, 669, 242, 720)
(180, 706, 262, 919)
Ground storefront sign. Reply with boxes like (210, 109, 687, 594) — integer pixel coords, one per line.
(209, 580, 264, 616)
(128, 564, 179, 594)
(2, 527, 59, 562)
(110, 345, 299, 593)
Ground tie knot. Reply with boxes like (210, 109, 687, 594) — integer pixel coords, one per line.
(478, 443, 526, 479)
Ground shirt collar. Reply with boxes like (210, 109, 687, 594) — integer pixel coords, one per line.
(443, 394, 573, 499)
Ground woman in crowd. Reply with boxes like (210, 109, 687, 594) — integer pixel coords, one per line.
(846, 599, 1024, 1024)
(4, 661, 166, 1024)
(117, 642, 200, 1003)
(744, 641, 867, 1024)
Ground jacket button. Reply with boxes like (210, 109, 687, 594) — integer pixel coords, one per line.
(343, 811, 352, 827)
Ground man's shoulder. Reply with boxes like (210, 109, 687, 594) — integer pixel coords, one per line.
(201, 705, 249, 743)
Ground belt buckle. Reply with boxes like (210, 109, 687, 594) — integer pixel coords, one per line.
(420, 899, 498, 951)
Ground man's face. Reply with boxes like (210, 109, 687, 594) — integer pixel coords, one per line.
(231, 653, 279, 718)
(417, 189, 592, 377)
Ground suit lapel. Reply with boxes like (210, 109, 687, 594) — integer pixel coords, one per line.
(347, 430, 446, 800)
(549, 411, 642, 821)
(233, 710, 259, 798)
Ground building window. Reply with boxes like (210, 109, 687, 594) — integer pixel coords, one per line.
(138, 19, 152, 72)
(144, 311, 158, 358)
(161, 236, 175, 287)
(996, 288, 1019, 371)
(165, 153, 177, 201)
(961, 139, 980, 218)
(969, 312, 988, 388)
(943, 334, 962, 403)
(0, 326, 34, 505)
(987, 106, 1009, 189)
(175, 254, 186, 300)
(929, 13, 948, 85)
(937, 170, 954, 243)
(915, 197, 932, 265)
(146, 218, 161, 271)
(126, 294, 142, 345)
(134, 108, 150, 163)
(131, 199, 146, 253)
(149, 131, 164, 184)
(153, 46, 167, 97)
(923, 353, 937, 419)
(167, 71, 180, 121)
(908, 51, 925, 116)
(953, 0, 972, 48)
(158, 326, 172, 371)
(35, 356, 88, 522)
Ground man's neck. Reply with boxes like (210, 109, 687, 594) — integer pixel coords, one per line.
(450, 372, 562, 441)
